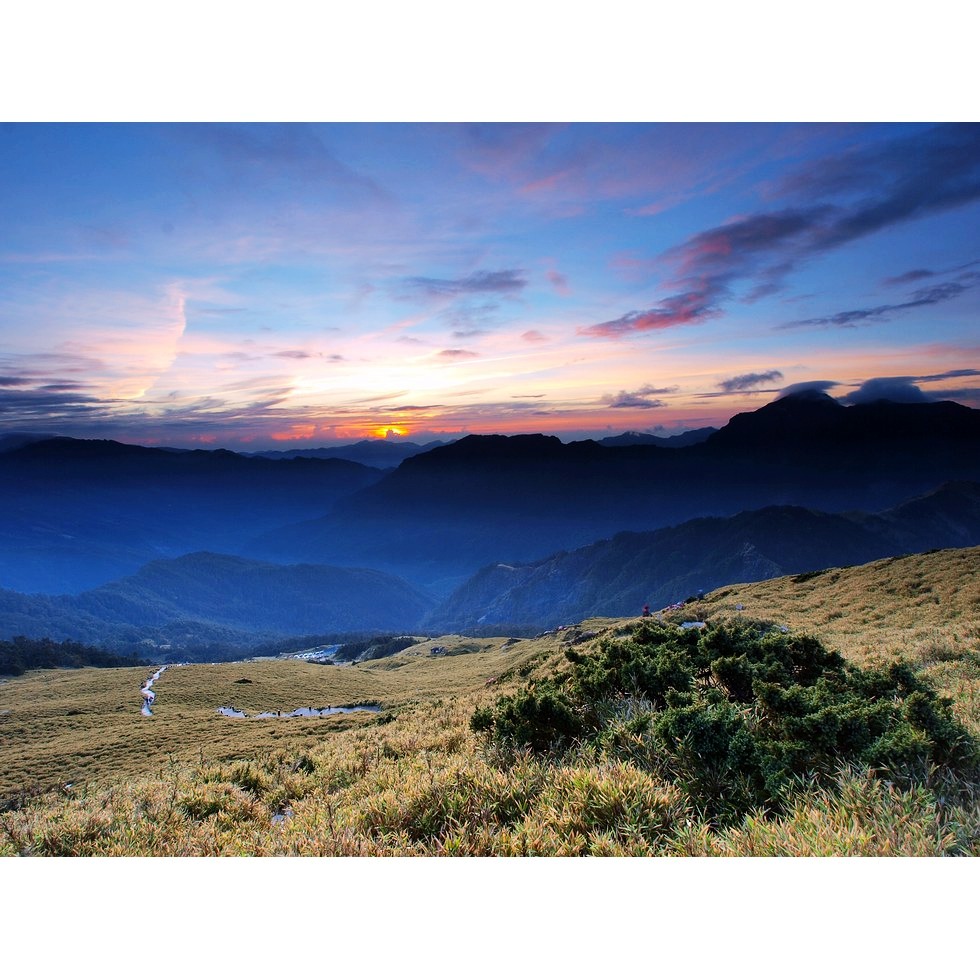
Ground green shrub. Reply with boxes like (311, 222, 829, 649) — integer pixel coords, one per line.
(472, 619, 976, 824)
(470, 680, 584, 752)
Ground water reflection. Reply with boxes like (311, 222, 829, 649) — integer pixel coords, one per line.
(217, 704, 381, 719)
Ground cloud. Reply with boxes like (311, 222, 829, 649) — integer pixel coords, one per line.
(781, 278, 974, 329)
(583, 124, 980, 338)
(841, 378, 930, 404)
(917, 368, 980, 382)
(838, 369, 980, 406)
(606, 384, 676, 409)
(521, 330, 548, 343)
(718, 369, 784, 392)
(436, 349, 480, 360)
(451, 329, 489, 339)
(882, 268, 935, 287)
(405, 269, 527, 298)
(547, 268, 570, 294)
(580, 290, 723, 337)
(272, 349, 344, 362)
(778, 380, 840, 398)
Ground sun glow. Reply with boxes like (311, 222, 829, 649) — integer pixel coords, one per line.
(372, 425, 409, 439)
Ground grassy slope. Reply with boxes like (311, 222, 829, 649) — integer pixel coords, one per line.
(1, 546, 977, 855)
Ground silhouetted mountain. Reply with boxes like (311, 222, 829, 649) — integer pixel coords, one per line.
(598, 427, 716, 448)
(249, 438, 449, 467)
(425, 481, 980, 632)
(0, 552, 434, 654)
(0, 438, 384, 592)
(253, 397, 980, 592)
(0, 432, 58, 453)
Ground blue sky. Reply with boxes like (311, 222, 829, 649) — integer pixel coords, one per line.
(1, 121, 977, 448)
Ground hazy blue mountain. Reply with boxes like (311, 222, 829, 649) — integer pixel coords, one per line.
(598, 427, 717, 448)
(0, 552, 434, 654)
(248, 438, 449, 467)
(424, 481, 980, 632)
(0, 438, 385, 593)
(253, 396, 980, 592)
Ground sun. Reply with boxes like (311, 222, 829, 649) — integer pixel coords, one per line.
(371, 425, 410, 439)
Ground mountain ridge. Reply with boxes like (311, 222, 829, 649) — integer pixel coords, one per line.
(425, 480, 980, 632)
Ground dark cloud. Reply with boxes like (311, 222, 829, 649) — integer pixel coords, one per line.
(778, 380, 840, 398)
(781, 278, 973, 329)
(839, 370, 980, 406)
(718, 370, 784, 392)
(882, 268, 935, 287)
(606, 384, 676, 409)
(582, 124, 980, 338)
(405, 269, 527, 298)
(275, 350, 312, 359)
(929, 387, 980, 403)
(0, 389, 103, 414)
(0, 376, 31, 386)
(917, 369, 980, 383)
(841, 378, 930, 404)
(381, 404, 445, 412)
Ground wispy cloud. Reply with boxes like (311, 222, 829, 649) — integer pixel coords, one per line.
(404, 269, 527, 298)
(882, 268, 935, 287)
(781, 278, 975, 329)
(718, 369, 784, 392)
(606, 383, 677, 409)
(436, 349, 480, 360)
(582, 124, 980, 338)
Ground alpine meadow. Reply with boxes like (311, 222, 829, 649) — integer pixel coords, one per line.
(2, 122, 980, 861)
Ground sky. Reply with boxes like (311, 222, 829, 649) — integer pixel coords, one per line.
(1, 121, 978, 449)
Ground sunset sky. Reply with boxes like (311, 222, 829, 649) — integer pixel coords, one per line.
(1, 122, 978, 448)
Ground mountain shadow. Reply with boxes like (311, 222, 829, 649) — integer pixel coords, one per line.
(425, 481, 980, 632)
(0, 552, 434, 655)
(252, 395, 980, 592)
(0, 438, 385, 593)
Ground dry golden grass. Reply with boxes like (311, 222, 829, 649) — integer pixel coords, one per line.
(0, 632, 552, 803)
(1, 546, 977, 856)
(697, 546, 980, 666)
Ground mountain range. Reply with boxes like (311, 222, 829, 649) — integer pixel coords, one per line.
(0, 438, 384, 592)
(0, 552, 433, 653)
(425, 481, 980, 632)
(247, 438, 449, 468)
(250, 394, 980, 590)
(1, 479, 978, 656)
(2, 393, 979, 646)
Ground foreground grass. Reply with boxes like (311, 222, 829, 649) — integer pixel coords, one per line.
(2, 689, 977, 856)
(2, 547, 978, 856)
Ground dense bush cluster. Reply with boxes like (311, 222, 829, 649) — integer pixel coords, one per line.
(471, 619, 975, 823)
(0, 636, 146, 676)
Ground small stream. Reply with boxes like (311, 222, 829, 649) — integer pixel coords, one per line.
(140, 666, 169, 716)
(217, 704, 381, 719)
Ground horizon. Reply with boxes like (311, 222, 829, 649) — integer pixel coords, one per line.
(2, 387, 974, 454)
(2, 123, 979, 451)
